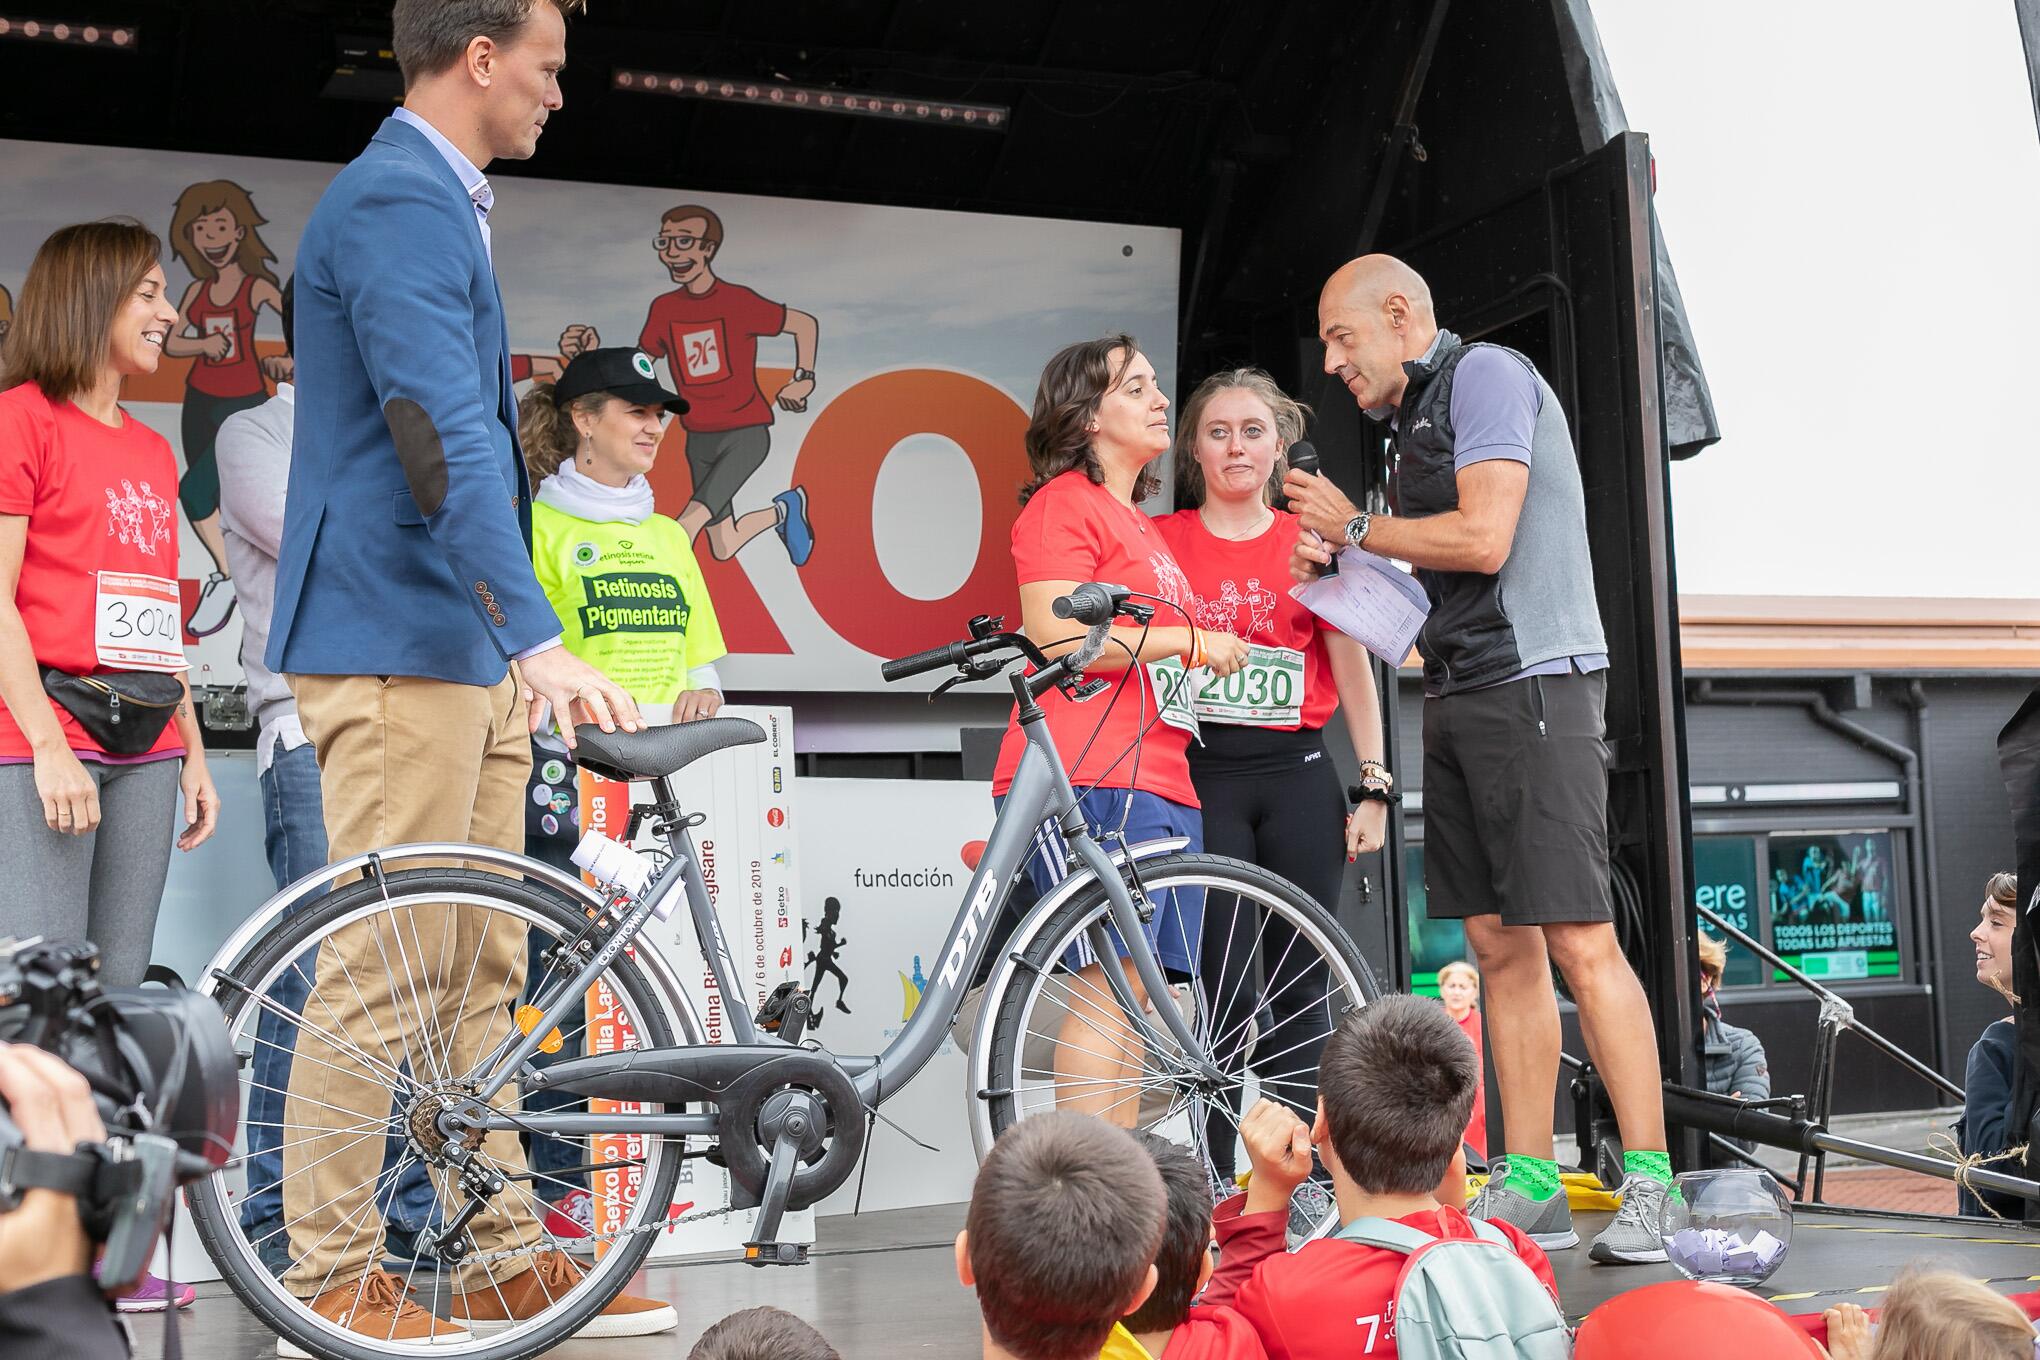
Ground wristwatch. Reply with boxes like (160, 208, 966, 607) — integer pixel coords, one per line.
(1344, 512, 1372, 548)
(792, 367, 816, 384)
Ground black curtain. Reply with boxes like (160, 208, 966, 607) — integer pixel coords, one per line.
(1996, 689, 2040, 1216)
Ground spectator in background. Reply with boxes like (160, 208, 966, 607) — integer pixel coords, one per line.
(0, 219, 219, 988)
(1436, 960, 1487, 1162)
(687, 1306, 841, 1360)
(1957, 872, 2021, 1219)
(1697, 933, 1771, 1159)
(1824, 1269, 2037, 1360)
(215, 275, 440, 1279)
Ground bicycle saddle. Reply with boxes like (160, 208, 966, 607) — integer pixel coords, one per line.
(570, 716, 767, 783)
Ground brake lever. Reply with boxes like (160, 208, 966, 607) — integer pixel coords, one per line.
(930, 656, 1006, 700)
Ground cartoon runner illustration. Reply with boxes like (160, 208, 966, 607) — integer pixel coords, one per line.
(574, 204, 818, 567)
(511, 324, 599, 387)
(164, 180, 290, 637)
(805, 896, 852, 1025)
(0, 283, 12, 355)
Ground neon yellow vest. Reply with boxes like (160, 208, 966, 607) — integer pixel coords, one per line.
(531, 501, 726, 705)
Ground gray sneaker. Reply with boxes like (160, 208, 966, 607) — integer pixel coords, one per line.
(1467, 1158, 1578, 1251)
(1286, 1178, 1338, 1248)
(1589, 1174, 1673, 1264)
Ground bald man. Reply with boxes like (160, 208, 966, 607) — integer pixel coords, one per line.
(1283, 254, 1672, 1266)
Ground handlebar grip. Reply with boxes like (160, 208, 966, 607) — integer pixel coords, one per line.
(880, 640, 970, 683)
(1053, 582, 1130, 626)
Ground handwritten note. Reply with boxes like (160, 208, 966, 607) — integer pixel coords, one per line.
(1290, 549, 1430, 664)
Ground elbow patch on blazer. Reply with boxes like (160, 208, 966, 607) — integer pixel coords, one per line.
(384, 398, 449, 517)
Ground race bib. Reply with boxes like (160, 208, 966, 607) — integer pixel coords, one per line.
(94, 571, 186, 672)
(1144, 655, 1203, 742)
(1194, 645, 1305, 726)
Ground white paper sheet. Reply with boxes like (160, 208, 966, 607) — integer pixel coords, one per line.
(1289, 548, 1431, 664)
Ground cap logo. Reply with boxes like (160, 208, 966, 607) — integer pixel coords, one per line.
(632, 351, 656, 380)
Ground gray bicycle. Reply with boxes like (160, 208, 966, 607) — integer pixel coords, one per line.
(189, 582, 1379, 1360)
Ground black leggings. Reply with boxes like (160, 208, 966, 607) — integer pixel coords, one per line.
(1192, 725, 1347, 1176)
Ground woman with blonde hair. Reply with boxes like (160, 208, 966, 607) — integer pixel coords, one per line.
(1824, 1269, 2036, 1360)
(1151, 366, 1389, 1176)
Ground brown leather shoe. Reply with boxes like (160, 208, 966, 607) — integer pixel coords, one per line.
(276, 1268, 471, 1358)
(450, 1249, 677, 1338)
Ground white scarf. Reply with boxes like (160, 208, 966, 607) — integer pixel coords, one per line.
(536, 461, 654, 525)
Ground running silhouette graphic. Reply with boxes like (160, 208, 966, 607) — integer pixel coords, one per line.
(805, 896, 852, 1026)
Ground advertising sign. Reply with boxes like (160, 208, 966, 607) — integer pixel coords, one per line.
(1766, 831, 1901, 982)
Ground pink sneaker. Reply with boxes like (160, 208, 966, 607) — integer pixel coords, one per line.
(115, 1271, 197, 1312)
(541, 1188, 597, 1255)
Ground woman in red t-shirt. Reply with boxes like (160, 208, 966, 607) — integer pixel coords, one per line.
(0, 220, 220, 989)
(1152, 368, 1391, 1177)
(991, 334, 1247, 1124)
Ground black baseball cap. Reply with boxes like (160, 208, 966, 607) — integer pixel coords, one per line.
(553, 347, 689, 415)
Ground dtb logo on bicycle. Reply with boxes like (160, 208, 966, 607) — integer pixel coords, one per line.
(938, 874, 1001, 990)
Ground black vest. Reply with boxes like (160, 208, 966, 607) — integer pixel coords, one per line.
(1391, 331, 1534, 694)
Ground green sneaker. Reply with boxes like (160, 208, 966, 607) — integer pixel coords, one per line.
(1468, 1158, 1578, 1251)
(1589, 1173, 1672, 1264)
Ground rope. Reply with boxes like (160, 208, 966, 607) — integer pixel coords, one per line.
(1924, 1131, 2032, 1222)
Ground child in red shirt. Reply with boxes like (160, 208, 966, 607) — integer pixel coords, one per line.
(1100, 1133, 1268, 1360)
(1203, 997, 1558, 1360)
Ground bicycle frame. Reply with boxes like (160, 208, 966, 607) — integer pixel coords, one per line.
(473, 666, 1219, 1138)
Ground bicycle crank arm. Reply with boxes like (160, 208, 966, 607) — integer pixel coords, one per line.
(741, 1132, 807, 1267)
(525, 1043, 797, 1104)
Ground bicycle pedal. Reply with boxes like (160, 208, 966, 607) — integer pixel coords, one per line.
(755, 982, 814, 1043)
(743, 1240, 809, 1267)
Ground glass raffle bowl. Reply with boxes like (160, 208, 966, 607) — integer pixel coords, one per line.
(1659, 1168, 1794, 1287)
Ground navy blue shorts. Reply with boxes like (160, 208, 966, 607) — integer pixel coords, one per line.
(997, 787, 1205, 977)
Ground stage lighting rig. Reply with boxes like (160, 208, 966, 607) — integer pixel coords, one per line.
(613, 69, 1009, 132)
(0, 14, 135, 48)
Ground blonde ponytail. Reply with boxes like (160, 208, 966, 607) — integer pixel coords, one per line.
(517, 383, 606, 486)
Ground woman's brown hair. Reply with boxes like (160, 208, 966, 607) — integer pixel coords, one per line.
(0, 218, 162, 405)
(1171, 368, 1311, 509)
(1018, 334, 1162, 507)
(516, 382, 612, 484)
(1871, 1269, 2034, 1360)
(169, 181, 280, 288)
(1988, 872, 2019, 910)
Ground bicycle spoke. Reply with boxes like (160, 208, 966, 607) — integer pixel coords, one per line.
(239, 988, 416, 1095)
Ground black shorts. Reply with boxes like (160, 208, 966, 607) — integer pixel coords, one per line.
(1421, 668, 1614, 926)
(683, 425, 771, 524)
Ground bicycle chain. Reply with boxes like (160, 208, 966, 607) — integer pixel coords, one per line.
(449, 1200, 746, 1269)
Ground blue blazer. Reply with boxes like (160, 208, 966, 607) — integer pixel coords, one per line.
(268, 115, 558, 685)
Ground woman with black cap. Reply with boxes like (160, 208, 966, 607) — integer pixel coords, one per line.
(513, 347, 728, 1244)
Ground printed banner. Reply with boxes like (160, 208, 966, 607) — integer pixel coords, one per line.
(0, 137, 1180, 692)
(581, 705, 809, 1257)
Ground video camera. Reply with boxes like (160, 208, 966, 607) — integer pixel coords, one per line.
(0, 938, 237, 1290)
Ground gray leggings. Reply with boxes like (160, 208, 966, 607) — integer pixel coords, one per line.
(0, 757, 180, 986)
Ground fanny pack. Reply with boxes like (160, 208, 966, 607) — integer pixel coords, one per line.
(39, 667, 183, 755)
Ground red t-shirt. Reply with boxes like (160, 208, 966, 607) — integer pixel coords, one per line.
(1157, 1304, 1272, 1359)
(0, 383, 187, 760)
(1152, 509, 1337, 732)
(637, 281, 787, 433)
(991, 471, 1199, 808)
(1205, 1195, 1557, 1360)
(1456, 1008, 1487, 1157)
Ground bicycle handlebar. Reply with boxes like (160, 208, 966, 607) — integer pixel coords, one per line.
(879, 640, 974, 683)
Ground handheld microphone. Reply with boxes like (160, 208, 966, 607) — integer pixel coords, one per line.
(1282, 442, 1338, 576)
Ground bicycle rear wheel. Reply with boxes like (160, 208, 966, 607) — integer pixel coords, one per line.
(190, 867, 691, 1360)
(977, 852, 1378, 1233)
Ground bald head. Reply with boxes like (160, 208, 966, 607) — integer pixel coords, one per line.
(1318, 254, 1438, 412)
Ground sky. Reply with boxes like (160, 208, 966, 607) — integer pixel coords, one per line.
(1589, 1, 2040, 599)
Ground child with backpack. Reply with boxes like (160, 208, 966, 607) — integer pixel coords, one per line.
(1203, 995, 1571, 1359)
(1101, 1134, 1269, 1359)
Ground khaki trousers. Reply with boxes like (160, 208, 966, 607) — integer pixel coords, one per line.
(280, 671, 538, 1297)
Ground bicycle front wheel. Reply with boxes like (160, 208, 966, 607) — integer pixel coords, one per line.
(190, 867, 691, 1360)
(978, 852, 1378, 1215)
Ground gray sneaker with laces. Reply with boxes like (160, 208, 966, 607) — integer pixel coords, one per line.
(1589, 1173, 1673, 1264)
(1467, 1158, 1578, 1251)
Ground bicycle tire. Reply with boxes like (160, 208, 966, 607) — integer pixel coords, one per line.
(978, 852, 1379, 1193)
(189, 868, 688, 1360)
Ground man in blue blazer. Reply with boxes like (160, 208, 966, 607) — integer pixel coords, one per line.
(264, 0, 669, 1347)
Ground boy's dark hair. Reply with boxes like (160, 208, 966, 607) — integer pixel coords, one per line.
(1321, 994, 1478, 1195)
(687, 1306, 839, 1360)
(1123, 1133, 1213, 1335)
(967, 1112, 1166, 1360)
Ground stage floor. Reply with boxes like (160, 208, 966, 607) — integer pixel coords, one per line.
(138, 1201, 2040, 1358)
